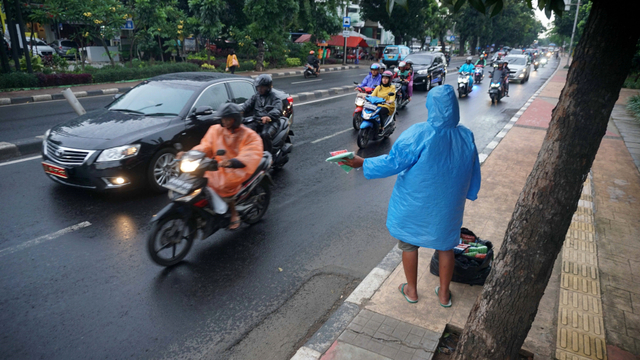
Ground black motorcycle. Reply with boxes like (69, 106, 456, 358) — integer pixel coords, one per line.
(147, 148, 272, 266)
(392, 78, 410, 110)
(244, 116, 293, 170)
(488, 70, 506, 104)
(304, 64, 318, 78)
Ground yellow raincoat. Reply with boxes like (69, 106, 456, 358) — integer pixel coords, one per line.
(371, 83, 396, 113)
(226, 54, 239, 69)
(193, 124, 263, 197)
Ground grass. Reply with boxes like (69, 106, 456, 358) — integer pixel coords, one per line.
(627, 94, 640, 121)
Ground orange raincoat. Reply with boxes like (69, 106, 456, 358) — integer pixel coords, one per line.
(193, 124, 264, 197)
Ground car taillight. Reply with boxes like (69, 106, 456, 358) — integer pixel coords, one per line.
(287, 96, 293, 105)
(59, 46, 62, 50)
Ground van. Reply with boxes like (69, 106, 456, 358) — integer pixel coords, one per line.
(382, 45, 410, 68)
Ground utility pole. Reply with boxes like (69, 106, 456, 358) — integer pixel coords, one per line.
(565, 0, 581, 67)
(343, 5, 348, 65)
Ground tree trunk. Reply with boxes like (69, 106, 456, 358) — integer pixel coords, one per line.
(157, 35, 164, 62)
(101, 37, 115, 67)
(471, 36, 478, 56)
(395, 35, 403, 45)
(256, 39, 265, 71)
(454, 1, 640, 358)
(440, 34, 446, 53)
(459, 35, 466, 56)
(2, 0, 21, 70)
(13, 0, 32, 73)
(0, 26, 11, 73)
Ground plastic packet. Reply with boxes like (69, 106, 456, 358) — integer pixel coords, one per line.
(326, 150, 355, 173)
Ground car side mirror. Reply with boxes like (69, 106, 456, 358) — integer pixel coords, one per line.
(113, 93, 122, 100)
(193, 106, 214, 117)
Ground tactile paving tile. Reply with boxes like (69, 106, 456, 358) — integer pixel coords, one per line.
(556, 176, 607, 360)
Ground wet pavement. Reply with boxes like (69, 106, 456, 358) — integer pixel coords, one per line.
(0, 60, 559, 359)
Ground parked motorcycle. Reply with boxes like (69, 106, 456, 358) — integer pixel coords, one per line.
(457, 72, 472, 98)
(474, 65, 484, 84)
(357, 94, 397, 149)
(353, 82, 374, 130)
(304, 64, 318, 78)
(147, 148, 273, 266)
(243, 115, 293, 170)
(392, 78, 410, 110)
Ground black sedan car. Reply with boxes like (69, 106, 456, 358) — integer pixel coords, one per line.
(41, 72, 294, 191)
(405, 52, 447, 91)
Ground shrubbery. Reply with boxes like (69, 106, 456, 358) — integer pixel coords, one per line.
(627, 94, 640, 121)
(0, 72, 39, 89)
(36, 73, 92, 87)
(285, 58, 301, 67)
(90, 62, 200, 83)
(623, 75, 640, 89)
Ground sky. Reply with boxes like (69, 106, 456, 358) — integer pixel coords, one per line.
(535, 8, 554, 38)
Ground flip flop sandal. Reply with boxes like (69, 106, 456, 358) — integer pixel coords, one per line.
(227, 219, 241, 231)
(399, 283, 418, 304)
(435, 286, 452, 308)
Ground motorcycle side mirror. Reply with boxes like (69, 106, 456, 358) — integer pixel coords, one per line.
(389, 92, 395, 96)
(113, 93, 122, 100)
(216, 149, 226, 156)
(353, 82, 359, 85)
(174, 143, 183, 151)
(193, 106, 214, 117)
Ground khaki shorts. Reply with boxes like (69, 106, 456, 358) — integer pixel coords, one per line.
(398, 240, 419, 252)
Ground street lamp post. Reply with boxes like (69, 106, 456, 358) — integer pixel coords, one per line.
(565, 0, 581, 67)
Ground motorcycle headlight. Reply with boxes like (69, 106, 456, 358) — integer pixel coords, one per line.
(541, 58, 547, 63)
(355, 98, 365, 106)
(459, 78, 468, 83)
(491, 83, 500, 87)
(180, 159, 201, 173)
(96, 144, 141, 162)
(417, 69, 429, 75)
(362, 112, 371, 119)
(175, 188, 202, 202)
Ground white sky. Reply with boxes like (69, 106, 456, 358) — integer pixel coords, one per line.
(535, 8, 554, 38)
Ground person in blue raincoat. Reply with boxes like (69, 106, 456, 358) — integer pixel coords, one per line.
(343, 84, 481, 307)
(459, 57, 475, 89)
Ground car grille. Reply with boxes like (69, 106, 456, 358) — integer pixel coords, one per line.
(41, 51, 52, 56)
(46, 141, 93, 165)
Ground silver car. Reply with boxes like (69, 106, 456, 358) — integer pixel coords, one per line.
(502, 55, 531, 83)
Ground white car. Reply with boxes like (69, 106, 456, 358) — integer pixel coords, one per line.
(502, 55, 531, 83)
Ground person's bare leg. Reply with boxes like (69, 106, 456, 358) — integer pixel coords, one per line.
(229, 201, 240, 230)
(438, 250, 454, 304)
(399, 250, 419, 301)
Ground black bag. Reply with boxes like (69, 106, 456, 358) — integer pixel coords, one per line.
(429, 228, 494, 286)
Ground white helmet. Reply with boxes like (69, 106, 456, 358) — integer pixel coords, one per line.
(466, 56, 472, 61)
(398, 61, 407, 68)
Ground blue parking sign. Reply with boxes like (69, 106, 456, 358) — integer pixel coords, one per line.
(121, 19, 134, 30)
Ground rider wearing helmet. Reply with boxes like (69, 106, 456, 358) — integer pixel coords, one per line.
(357, 63, 382, 90)
(394, 61, 413, 101)
(475, 54, 486, 67)
(459, 56, 475, 88)
(371, 70, 397, 132)
(188, 102, 264, 230)
(493, 61, 510, 96)
(241, 74, 284, 153)
(307, 50, 320, 74)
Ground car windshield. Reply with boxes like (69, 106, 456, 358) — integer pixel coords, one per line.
(108, 81, 195, 116)
(384, 48, 398, 54)
(504, 57, 527, 65)
(404, 55, 433, 65)
(61, 41, 78, 47)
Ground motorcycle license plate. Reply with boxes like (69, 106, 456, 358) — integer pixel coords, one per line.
(364, 103, 378, 111)
(164, 177, 191, 194)
(42, 162, 67, 179)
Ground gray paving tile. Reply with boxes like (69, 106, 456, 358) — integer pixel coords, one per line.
(367, 338, 386, 354)
(391, 328, 410, 341)
(352, 314, 369, 326)
(371, 312, 386, 323)
(395, 321, 414, 334)
(409, 326, 426, 337)
(348, 322, 364, 332)
(378, 323, 396, 336)
(379, 344, 399, 358)
(399, 345, 417, 355)
(362, 324, 378, 336)
(352, 333, 371, 348)
(396, 349, 416, 360)
(360, 309, 374, 319)
(405, 333, 423, 347)
(412, 349, 434, 360)
(373, 331, 396, 342)
(382, 316, 400, 328)
(339, 329, 358, 344)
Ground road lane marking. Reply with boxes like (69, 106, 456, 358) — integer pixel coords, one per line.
(296, 93, 354, 107)
(290, 79, 323, 85)
(0, 221, 92, 257)
(311, 128, 351, 144)
(0, 94, 114, 107)
(0, 155, 41, 167)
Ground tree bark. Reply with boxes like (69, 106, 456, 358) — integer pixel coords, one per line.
(13, 0, 32, 73)
(471, 36, 478, 56)
(2, 0, 21, 70)
(454, 1, 640, 358)
(256, 39, 265, 71)
(440, 33, 446, 53)
(0, 27, 10, 73)
(459, 35, 466, 56)
(101, 37, 115, 67)
(158, 35, 164, 62)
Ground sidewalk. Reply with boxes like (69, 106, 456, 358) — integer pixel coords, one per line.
(0, 65, 362, 106)
(292, 65, 640, 359)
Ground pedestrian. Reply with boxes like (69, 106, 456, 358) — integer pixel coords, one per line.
(342, 85, 481, 307)
(326, 47, 331, 60)
(226, 49, 239, 74)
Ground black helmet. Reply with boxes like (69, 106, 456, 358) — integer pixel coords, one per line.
(254, 74, 273, 88)
(216, 102, 243, 129)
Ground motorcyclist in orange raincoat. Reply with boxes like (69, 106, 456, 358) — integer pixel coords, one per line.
(185, 103, 264, 229)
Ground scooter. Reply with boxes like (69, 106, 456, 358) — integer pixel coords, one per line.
(392, 78, 410, 110)
(488, 71, 506, 105)
(243, 115, 293, 170)
(533, 60, 539, 71)
(540, 57, 547, 67)
(457, 72, 472, 98)
(147, 147, 273, 266)
(474, 65, 484, 84)
(353, 82, 374, 130)
(304, 64, 318, 78)
(357, 93, 397, 149)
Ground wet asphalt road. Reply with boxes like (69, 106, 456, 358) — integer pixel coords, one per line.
(0, 59, 560, 359)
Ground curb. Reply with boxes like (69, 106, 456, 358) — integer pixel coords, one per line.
(290, 60, 563, 360)
(0, 66, 362, 106)
(0, 137, 43, 161)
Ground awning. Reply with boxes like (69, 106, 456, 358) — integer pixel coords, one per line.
(326, 34, 368, 48)
(294, 34, 311, 43)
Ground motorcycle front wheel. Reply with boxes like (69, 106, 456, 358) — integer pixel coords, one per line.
(243, 182, 271, 225)
(147, 215, 196, 266)
(357, 128, 372, 149)
(353, 113, 363, 130)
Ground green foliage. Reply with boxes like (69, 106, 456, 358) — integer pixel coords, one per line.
(627, 95, 640, 121)
(285, 58, 301, 67)
(187, 53, 215, 61)
(20, 55, 44, 72)
(293, 0, 341, 42)
(623, 76, 640, 89)
(90, 62, 200, 83)
(361, 0, 438, 44)
(0, 72, 39, 89)
(441, 0, 566, 18)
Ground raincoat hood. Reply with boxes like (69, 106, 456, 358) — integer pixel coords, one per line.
(426, 84, 460, 129)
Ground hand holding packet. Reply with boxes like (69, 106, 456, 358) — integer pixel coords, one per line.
(326, 150, 355, 173)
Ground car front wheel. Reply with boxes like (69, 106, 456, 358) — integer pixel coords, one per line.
(148, 148, 179, 193)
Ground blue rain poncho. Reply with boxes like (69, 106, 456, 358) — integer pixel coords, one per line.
(363, 84, 481, 250)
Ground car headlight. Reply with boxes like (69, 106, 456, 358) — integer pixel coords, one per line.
(96, 144, 141, 162)
(417, 69, 429, 75)
(43, 129, 51, 145)
(519, 74, 525, 78)
(180, 159, 201, 173)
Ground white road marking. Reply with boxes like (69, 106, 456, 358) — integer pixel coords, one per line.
(0, 155, 41, 167)
(311, 128, 352, 144)
(0, 221, 92, 257)
(0, 94, 114, 107)
(290, 79, 323, 85)
(296, 93, 354, 107)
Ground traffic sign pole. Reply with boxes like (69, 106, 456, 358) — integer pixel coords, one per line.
(342, 12, 349, 65)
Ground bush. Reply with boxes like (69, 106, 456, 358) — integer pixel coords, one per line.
(187, 53, 215, 61)
(20, 55, 44, 72)
(36, 73, 92, 87)
(201, 63, 216, 70)
(239, 61, 256, 71)
(285, 57, 301, 67)
(627, 94, 640, 121)
(91, 62, 201, 83)
(0, 71, 39, 89)
(623, 74, 640, 89)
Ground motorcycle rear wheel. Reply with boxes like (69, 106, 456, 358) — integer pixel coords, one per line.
(147, 215, 196, 267)
(242, 182, 271, 225)
(357, 128, 372, 149)
(304, 72, 309, 79)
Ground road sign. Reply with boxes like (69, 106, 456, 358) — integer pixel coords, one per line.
(342, 30, 350, 38)
(446, 35, 456, 42)
(121, 19, 134, 30)
(425, 36, 431, 44)
(343, 17, 351, 28)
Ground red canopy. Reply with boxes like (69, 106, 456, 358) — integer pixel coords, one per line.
(326, 34, 368, 48)
(294, 34, 312, 43)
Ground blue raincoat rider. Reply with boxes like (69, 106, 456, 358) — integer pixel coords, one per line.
(343, 85, 481, 307)
(459, 57, 475, 88)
